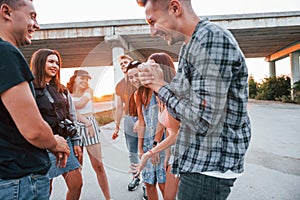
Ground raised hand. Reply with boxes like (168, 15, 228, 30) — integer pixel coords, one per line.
(138, 61, 166, 92)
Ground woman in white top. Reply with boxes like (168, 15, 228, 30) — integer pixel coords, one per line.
(67, 70, 112, 200)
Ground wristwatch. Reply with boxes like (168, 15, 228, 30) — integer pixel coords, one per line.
(152, 141, 158, 147)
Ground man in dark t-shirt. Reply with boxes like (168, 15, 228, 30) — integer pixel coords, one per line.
(0, 1, 70, 199)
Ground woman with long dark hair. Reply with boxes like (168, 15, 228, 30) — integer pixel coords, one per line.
(128, 53, 177, 200)
(31, 48, 83, 200)
(131, 52, 180, 200)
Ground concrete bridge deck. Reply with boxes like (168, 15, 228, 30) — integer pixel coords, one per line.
(20, 11, 300, 68)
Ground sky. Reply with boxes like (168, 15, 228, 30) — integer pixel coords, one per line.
(34, 0, 299, 24)
(33, 0, 300, 97)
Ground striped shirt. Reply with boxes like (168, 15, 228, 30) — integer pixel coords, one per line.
(158, 18, 251, 175)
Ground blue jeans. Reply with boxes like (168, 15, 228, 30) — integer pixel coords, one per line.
(178, 173, 236, 200)
(0, 173, 50, 200)
(124, 115, 139, 175)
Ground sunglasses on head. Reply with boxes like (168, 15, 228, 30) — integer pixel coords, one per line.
(125, 60, 142, 73)
(131, 60, 141, 66)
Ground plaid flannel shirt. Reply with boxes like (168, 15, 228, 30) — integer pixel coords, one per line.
(158, 18, 251, 175)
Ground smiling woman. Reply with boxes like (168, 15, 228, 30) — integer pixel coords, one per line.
(60, 66, 115, 98)
(30, 48, 83, 199)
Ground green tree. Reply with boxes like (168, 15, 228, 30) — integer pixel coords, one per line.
(256, 75, 291, 100)
(292, 80, 300, 103)
(248, 74, 258, 99)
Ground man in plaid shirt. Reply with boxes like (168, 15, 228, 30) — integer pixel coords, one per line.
(136, 0, 251, 199)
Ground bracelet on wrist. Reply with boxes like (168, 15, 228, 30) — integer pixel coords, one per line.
(152, 141, 158, 148)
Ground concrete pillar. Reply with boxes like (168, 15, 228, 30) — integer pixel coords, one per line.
(111, 47, 124, 109)
(112, 46, 124, 87)
(269, 61, 276, 77)
(104, 35, 126, 109)
(104, 35, 126, 87)
(290, 52, 300, 100)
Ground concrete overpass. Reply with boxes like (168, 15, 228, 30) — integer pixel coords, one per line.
(20, 11, 300, 87)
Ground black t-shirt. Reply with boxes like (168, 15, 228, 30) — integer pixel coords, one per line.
(115, 78, 136, 115)
(0, 38, 50, 179)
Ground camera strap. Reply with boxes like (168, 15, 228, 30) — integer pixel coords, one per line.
(42, 87, 64, 137)
(43, 87, 65, 120)
(43, 87, 54, 103)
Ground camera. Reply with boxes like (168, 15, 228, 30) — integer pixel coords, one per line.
(59, 119, 77, 137)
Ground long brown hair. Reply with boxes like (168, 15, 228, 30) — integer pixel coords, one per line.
(126, 61, 141, 117)
(30, 48, 64, 92)
(66, 74, 76, 94)
(136, 52, 176, 108)
(148, 52, 175, 83)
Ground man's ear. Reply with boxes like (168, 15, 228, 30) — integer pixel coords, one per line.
(169, 0, 181, 16)
(0, 4, 12, 19)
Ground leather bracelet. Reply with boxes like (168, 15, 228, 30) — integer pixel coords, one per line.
(152, 141, 158, 147)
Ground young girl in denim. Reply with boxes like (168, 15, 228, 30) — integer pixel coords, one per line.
(128, 58, 167, 200)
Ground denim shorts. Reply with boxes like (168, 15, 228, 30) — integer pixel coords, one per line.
(47, 138, 81, 179)
(0, 174, 49, 200)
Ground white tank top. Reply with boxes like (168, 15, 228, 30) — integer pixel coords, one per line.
(72, 92, 93, 114)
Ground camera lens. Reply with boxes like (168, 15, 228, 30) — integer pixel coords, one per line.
(61, 119, 77, 137)
(67, 126, 77, 137)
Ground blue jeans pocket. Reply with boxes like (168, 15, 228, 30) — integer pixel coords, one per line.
(0, 179, 19, 200)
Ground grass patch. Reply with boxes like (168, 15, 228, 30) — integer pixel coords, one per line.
(94, 109, 115, 126)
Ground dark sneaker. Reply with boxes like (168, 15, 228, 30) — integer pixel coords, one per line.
(142, 185, 148, 200)
(128, 177, 140, 191)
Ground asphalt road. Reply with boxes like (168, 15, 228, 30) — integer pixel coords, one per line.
(50, 100, 300, 200)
